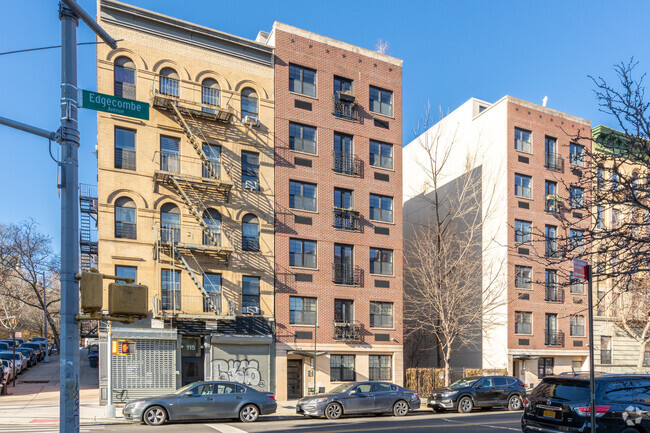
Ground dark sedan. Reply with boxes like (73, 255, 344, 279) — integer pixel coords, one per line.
(428, 376, 525, 413)
(15, 348, 37, 367)
(123, 381, 277, 426)
(296, 382, 420, 420)
(21, 343, 44, 362)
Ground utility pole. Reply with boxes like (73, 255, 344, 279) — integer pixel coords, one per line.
(105, 321, 115, 417)
(43, 272, 50, 363)
(587, 265, 596, 432)
(313, 318, 317, 395)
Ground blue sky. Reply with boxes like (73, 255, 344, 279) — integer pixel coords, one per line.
(0, 0, 649, 249)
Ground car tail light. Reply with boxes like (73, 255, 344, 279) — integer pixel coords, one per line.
(575, 405, 610, 417)
(414, 393, 419, 398)
(266, 393, 275, 401)
(520, 383, 526, 387)
(523, 398, 530, 408)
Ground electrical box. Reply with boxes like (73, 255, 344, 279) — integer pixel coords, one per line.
(79, 271, 104, 313)
(108, 283, 148, 318)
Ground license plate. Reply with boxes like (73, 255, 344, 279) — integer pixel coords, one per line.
(543, 410, 556, 418)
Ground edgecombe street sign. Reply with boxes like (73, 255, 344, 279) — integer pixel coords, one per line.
(79, 89, 149, 120)
(573, 259, 589, 281)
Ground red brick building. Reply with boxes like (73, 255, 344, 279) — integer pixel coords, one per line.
(259, 23, 404, 399)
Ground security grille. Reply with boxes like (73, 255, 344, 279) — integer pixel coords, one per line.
(113, 339, 176, 389)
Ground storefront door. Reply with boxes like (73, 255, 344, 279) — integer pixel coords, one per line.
(287, 359, 302, 399)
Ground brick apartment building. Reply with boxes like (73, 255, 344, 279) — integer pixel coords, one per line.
(403, 96, 592, 384)
(258, 23, 404, 399)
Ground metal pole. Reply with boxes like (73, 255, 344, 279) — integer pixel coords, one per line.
(43, 272, 50, 363)
(313, 318, 317, 395)
(12, 329, 15, 388)
(59, 3, 80, 432)
(0, 116, 57, 141)
(587, 265, 596, 432)
(105, 322, 115, 417)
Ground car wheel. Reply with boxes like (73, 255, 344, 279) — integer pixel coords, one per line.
(325, 402, 343, 420)
(432, 407, 446, 413)
(508, 395, 523, 411)
(239, 404, 260, 423)
(393, 400, 409, 417)
(143, 406, 167, 426)
(457, 397, 473, 413)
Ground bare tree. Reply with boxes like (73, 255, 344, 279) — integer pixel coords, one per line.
(404, 108, 507, 385)
(0, 221, 60, 348)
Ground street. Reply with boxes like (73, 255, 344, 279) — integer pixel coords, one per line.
(0, 411, 522, 433)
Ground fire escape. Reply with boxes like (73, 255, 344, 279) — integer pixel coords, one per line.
(151, 77, 236, 318)
(79, 184, 98, 270)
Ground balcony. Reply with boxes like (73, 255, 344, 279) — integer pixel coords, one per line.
(152, 76, 233, 123)
(153, 151, 233, 197)
(157, 223, 234, 259)
(333, 208, 361, 231)
(333, 263, 363, 286)
(544, 285, 565, 303)
(544, 330, 565, 347)
(544, 152, 564, 172)
(545, 196, 562, 214)
(333, 322, 361, 341)
(333, 152, 362, 177)
(333, 94, 359, 121)
(154, 294, 233, 319)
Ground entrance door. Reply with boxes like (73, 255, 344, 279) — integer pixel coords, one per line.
(182, 357, 204, 386)
(287, 359, 302, 399)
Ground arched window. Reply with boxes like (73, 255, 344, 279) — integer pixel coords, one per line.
(241, 87, 258, 119)
(160, 203, 180, 243)
(242, 214, 259, 251)
(202, 78, 220, 113)
(159, 67, 179, 97)
(203, 208, 221, 246)
(114, 197, 136, 239)
(114, 56, 136, 99)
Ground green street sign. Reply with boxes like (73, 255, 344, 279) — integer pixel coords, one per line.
(79, 89, 149, 120)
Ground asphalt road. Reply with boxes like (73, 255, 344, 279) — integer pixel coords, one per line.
(0, 411, 523, 433)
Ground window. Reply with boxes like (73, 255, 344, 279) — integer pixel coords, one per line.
(202, 143, 221, 179)
(114, 197, 136, 239)
(545, 314, 558, 345)
(515, 174, 532, 198)
(601, 336, 612, 364)
(159, 67, 179, 97)
(334, 132, 356, 175)
(161, 269, 181, 310)
(201, 78, 220, 112)
(570, 186, 584, 208)
(334, 188, 353, 209)
(334, 76, 353, 96)
(369, 85, 393, 116)
(545, 181, 558, 212)
(289, 181, 316, 211)
(289, 122, 316, 154)
(369, 194, 393, 222)
(330, 355, 355, 382)
(515, 311, 532, 334)
(570, 315, 585, 337)
(334, 244, 355, 284)
(203, 273, 221, 313)
(611, 172, 619, 191)
(538, 357, 554, 378)
(514, 220, 532, 244)
(370, 248, 393, 275)
(289, 64, 316, 97)
(241, 87, 258, 118)
(334, 299, 354, 323)
(545, 225, 558, 258)
(242, 276, 260, 310)
(242, 214, 259, 251)
(514, 127, 531, 153)
(114, 127, 136, 170)
(370, 302, 393, 328)
(289, 296, 316, 325)
(569, 143, 585, 167)
(115, 265, 137, 283)
(570, 272, 585, 294)
(160, 135, 180, 173)
(596, 206, 605, 228)
(160, 203, 180, 243)
(570, 229, 585, 252)
(515, 265, 532, 289)
(241, 151, 259, 190)
(612, 208, 620, 227)
(202, 208, 221, 246)
(545, 269, 559, 301)
(603, 379, 650, 401)
(545, 137, 560, 171)
(369, 355, 392, 381)
(289, 238, 317, 268)
(114, 56, 136, 99)
(369, 140, 393, 170)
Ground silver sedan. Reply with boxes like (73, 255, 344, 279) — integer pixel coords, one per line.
(123, 381, 277, 425)
(296, 382, 420, 419)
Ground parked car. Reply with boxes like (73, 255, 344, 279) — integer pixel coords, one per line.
(20, 343, 44, 362)
(0, 340, 15, 348)
(522, 373, 650, 433)
(427, 375, 525, 413)
(296, 381, 420, 420)
(14, 338, 24, 346)
(0, 343, 9, 351)
(0, 352, 26, 374)
(1, 360, 14, 383)
(31, 337, 50, 355)
(49, 343, 57, 355)
(123, 381, 277, 426)
(15, 348, 36, 367)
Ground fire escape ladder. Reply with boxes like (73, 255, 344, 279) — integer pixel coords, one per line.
(171, 244, 219, 314)
(79, 184, 98, 270)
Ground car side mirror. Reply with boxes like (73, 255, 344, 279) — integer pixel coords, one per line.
(474, 384, 482, 389)
(349, 389, 357, 395)
(185, 391, 195, 397)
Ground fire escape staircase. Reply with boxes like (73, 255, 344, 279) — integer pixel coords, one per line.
(79, 184, 98, 270)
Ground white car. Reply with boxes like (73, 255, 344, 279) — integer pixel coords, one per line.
(0, 352, 26, 374)
(1, 359, 13, 383)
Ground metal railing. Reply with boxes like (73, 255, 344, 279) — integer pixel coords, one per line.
(544, 285, 565, 303)
(154, 151, 227, 182)
(152, 76, 233, 123)
(544, 330, 565, 347)
(159, 77, 179, 97)
(158, 294, 222, 316)
(333, 263, 362, 286)
(545, 197, 560, 213)
(158, 223, 232, 250)
(333, 152, 362, 176)
(333, 208, 361, 231)
(544, 152, 564, 172)
(333, 322, 361, 341)
(333, 97, 359, 121)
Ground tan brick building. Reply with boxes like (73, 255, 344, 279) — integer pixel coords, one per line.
(259, 23, 404, 399)
(95, 0, 275, 400)
(404, 96, 592, 385)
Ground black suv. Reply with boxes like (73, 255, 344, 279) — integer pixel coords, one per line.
(522, 373, 650, 433)
(428, 375, 526, 413)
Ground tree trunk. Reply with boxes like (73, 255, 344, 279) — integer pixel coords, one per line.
(444, 346, 452, 386)
(46, 312, 60, 350)
(637, 341, 647, 371)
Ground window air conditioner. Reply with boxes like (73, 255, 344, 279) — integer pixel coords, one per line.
(243, 306, 260, 315)
(243, 180, 259, 191)
(243, 115, 260, 128)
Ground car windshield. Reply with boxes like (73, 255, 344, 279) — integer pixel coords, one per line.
(329, 384, 356, 394)
(449, 378, 479, 388)
(173, 383, 197, 395)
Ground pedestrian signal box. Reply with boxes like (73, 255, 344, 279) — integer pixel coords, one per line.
(112, 340, 136, 355)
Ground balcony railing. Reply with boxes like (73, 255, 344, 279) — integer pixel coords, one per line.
(544, 152, 564, 172)
(156, 294, 223, 317)
(333, 263, 362, 286)
(333, 208, 361, 231)
(333, 322, 361, 341)
(545, 285, 565, 303)
(545, 196, 561, 213)
(154, 151, 229, 183)
(333, 97, 359, 121)
(333, 152, 362, 176)
(152, 76, 233, 123)
(544, 330, 565, 347)
(157, 223, 233, 252)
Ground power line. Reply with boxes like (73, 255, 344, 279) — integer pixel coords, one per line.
(0, 40, 122, 56)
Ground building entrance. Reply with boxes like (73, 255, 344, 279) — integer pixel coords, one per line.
(287, 359, 302, 399)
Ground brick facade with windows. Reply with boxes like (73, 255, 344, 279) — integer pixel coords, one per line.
(264, 23, 404, 399)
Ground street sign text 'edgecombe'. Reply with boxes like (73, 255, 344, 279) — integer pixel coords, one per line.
(79, 89, 149, 120)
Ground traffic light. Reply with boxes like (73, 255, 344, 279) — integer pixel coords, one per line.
(77, 270, 148, 321)
(112, 340, 135, 355)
